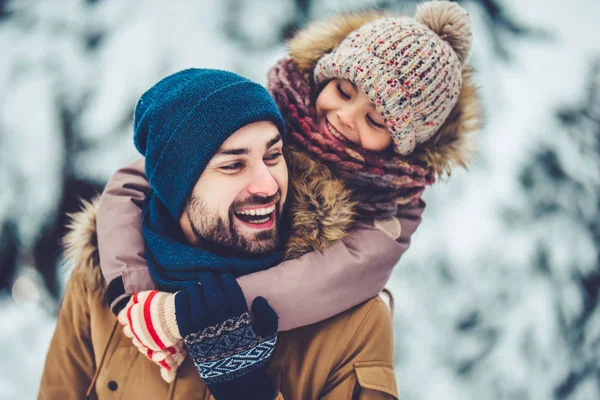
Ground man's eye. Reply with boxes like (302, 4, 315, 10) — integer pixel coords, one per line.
(336, 84, 351, 100)
(220, 162, 243, 171)
(265, 152, 282, 162)
(367, 114, 385, 129)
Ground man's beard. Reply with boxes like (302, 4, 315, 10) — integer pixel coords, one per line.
(185, 193, 281, 257)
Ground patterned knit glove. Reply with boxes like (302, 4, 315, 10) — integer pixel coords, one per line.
(176, 272, 279, 400)
(117, 291, 186, 382)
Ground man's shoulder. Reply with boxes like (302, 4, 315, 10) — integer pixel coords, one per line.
(283, 296, 393, 344)
(67, 261, 106, 294)
(273, 296, 394, 377)
(334, 296, 391, 323)
(327, 296, 393, 337)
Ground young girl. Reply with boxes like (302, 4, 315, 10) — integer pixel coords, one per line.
(96, 0, 481, 381)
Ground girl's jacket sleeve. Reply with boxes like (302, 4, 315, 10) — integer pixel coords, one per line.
(97, 158, 424, 331)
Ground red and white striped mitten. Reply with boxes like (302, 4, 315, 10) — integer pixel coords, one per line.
(136, 340, 187, 383)
(117, 291, 185, 382)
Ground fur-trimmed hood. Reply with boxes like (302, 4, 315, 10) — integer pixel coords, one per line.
(287, 11, 482, 179)
(62, 197, 105, 288)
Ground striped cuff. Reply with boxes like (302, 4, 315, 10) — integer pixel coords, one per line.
(162, 293, 181, 340)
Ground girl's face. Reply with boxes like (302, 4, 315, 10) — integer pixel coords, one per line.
(315, 79, 392, 151)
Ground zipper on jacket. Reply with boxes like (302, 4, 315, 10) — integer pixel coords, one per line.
(86, 320, 119, 399)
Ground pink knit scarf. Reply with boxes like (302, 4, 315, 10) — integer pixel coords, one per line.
(267, 58, 434, 217)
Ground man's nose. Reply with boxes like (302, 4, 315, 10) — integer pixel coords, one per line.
(246, 163, 278, 197)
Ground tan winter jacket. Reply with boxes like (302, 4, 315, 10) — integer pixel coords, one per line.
(38, 202, 399, 399)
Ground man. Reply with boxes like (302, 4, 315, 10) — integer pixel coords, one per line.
(38, 69, 398, 399)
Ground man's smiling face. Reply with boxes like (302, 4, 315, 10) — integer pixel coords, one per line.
(179, 120, 288, 256)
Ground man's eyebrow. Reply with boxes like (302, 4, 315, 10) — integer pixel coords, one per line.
(266, 134, 282, 150)
(214, 133, 282, 157)
(214, 147, 249, 156)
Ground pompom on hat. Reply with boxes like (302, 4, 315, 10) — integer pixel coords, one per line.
(314, 0, 473, 156)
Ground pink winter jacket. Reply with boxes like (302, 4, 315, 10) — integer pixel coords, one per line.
(96, 158, 425, 331)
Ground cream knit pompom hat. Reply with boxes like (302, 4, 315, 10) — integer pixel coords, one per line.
(314, 0, 473, 155)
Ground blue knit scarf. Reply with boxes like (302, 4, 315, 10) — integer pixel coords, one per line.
(142, 193, 286, 292)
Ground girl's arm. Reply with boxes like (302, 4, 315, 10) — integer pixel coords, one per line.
(96, 158, 155, 313)
(239, 204, 422, 331)
(96, 158, 424, 324)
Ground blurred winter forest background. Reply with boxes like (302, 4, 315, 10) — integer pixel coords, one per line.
(1, 0, 599, 398)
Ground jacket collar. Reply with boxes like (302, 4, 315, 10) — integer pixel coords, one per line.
(63, 196, 102, 274)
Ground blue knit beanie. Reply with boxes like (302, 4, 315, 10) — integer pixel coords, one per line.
(133, 69, 286, 219)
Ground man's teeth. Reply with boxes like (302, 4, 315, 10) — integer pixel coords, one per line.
(249, 217, 270, 224)
(237, 205, 276, 216)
